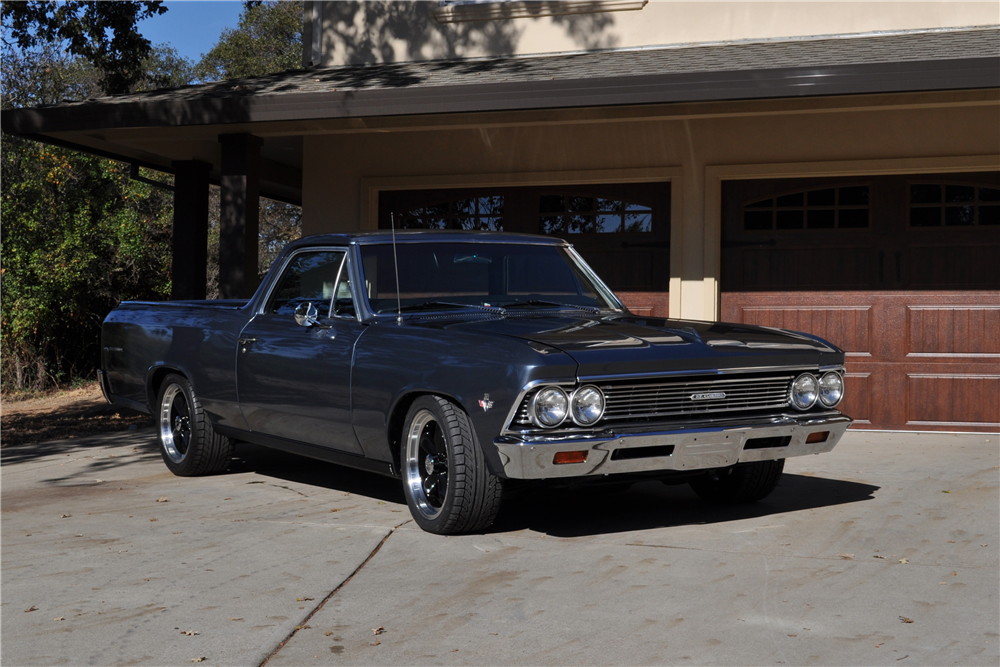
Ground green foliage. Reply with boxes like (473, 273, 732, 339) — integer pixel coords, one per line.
(1, 139, 174, 390)
(196, 0, 303, 81)
(1, 0, 167, 94)
(0, 1, 301, 391)
(1, 44, 187, 392)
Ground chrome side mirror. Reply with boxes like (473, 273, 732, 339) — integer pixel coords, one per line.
(294, 302, 320, 327)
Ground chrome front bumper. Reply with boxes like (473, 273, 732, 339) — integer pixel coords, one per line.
(493, 413, 852, 480)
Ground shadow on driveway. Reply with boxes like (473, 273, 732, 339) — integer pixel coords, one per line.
(5, 430, 878, 539)
(488, 474, 879, 538)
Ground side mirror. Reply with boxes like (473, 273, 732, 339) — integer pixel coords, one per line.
(294, 302, 320, 327)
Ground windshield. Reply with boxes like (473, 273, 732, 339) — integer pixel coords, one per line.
(358, 242, 622, 315)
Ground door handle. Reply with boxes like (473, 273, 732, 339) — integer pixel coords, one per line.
(239, 337, 257, 353)
(878, 251, 885, 283)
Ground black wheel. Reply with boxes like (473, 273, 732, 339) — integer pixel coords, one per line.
(156, 374, 233, 476)
(401, 395, 503, 535)
(689, 459, 785, 503)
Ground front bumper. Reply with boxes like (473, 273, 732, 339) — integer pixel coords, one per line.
(492, 412, 852, 480)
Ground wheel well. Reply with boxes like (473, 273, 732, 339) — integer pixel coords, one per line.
(387, 391, 465, 473)
(147, 366, 185, 409)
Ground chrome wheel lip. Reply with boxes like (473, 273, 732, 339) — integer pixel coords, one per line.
(159, 384, 190, 464)
(405, 409, 448, 521)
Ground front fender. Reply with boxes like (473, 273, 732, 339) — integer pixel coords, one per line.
(351, 322, 576, 476)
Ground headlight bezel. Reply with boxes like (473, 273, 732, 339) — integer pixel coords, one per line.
(790, 373, 819, 410)
(529, 385, 570, 428)
(569, 384, 606, 427)
(818, 371, 845, 408)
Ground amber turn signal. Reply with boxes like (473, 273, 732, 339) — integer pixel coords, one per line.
(553, 450, 588, 464)
(806, 431, 829, 444)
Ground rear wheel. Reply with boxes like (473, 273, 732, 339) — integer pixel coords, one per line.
(689, 459, 784, 503)
(401, 396, 502, 534)
(156, 374, 233, 476)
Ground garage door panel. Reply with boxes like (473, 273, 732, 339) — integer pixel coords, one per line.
(839, 372, 871, 424)
(906, 306, 1000, 356)
(741, 247, 871, 289)
(737, 305, 872, 354)
(906, 374, 1000, 427)
(722, 292, 1000, 431)
(906, 244, 1000, 288)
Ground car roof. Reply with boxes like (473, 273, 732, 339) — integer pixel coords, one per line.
(284, 230, 569, 250)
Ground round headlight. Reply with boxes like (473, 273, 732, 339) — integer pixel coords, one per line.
(531, 386, 569, 428)
(790, 373, 818, 410)
(818, 372, 844, 407)
(570, 385, 605, 426)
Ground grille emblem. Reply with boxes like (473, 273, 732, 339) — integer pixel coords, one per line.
(690, 392, 726, 401)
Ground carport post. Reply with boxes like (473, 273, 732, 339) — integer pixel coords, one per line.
(219, 133, 263, 299)
(170, 160, 211, 300)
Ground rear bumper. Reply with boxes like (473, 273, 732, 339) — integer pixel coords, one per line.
(492, 412, 851, 480)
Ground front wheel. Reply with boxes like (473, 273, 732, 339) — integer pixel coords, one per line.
(401, 396, 503, 534)
(156, 374, 233, 476)
(688, 459, 784, 503)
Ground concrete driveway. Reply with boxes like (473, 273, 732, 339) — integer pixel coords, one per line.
(2, 428, 997, 666)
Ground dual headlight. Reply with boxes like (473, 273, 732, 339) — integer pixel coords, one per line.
(530, 385, 605, 428)
(791, 371, 844, 410)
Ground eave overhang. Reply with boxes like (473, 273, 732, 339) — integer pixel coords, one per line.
(4, 56, 998, 136)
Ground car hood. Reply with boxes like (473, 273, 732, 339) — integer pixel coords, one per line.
(432, 313, 842, 378)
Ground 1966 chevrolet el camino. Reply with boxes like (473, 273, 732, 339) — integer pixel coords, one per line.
(100, 231, 851, 534)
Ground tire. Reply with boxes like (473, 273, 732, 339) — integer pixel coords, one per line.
(401, 395, 503, 535)
(156, 374, 234, 476)
(689, 459, 785, 504)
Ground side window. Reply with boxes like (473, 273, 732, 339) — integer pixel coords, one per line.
(265, 251, 345, 316)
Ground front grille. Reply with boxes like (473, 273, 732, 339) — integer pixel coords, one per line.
(512, 373, 794, 430)
(600, 375, 793, 423)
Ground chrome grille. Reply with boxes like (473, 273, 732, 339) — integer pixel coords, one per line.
(512, 374, 794, 428)
(601, 375, 793, 421)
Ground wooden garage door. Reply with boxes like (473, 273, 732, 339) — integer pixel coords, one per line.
(721, 173, 1000, 432)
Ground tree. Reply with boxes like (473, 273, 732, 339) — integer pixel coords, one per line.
(1, 1, 167, 95)
(1, 42, 192, 391)
(196, 1, 303, 81)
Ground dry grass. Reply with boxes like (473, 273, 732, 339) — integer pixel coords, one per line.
(0, 382, 153, 448)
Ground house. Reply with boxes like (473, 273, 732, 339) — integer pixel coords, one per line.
(2, 1, 997, 431)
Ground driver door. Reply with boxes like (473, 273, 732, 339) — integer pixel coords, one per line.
(236, 248, 365, 454)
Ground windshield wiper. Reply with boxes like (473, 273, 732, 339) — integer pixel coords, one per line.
(394, 301, 505, 314)
(495, 299, 603, 314)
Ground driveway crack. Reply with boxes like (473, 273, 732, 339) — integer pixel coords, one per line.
(258, 520, 410, 666)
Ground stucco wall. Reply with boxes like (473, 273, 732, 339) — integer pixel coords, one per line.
(305, 1, 999, 66)
(300, 91, 999, 319)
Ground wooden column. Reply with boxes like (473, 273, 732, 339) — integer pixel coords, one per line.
(170, 160, 211, 300)
(219, 133, 262, 299)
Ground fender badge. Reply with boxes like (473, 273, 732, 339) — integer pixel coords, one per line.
(478, 394, 494, 412)
(691, 392, 726, 401)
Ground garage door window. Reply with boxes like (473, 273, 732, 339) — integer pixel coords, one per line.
(398, 196, 504, 230)
(539, 195, 652, 234)
(743, 185, 870, 231)
(909, 183, 1000, 227)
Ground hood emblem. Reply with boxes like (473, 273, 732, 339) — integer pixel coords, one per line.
(479, 394, 494, 412)
(691, 392, 726, 401)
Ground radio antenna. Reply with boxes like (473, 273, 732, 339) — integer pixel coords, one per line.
(390, 212, 402, 325)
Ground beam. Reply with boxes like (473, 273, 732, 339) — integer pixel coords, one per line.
(219, 133, 262, 299)
(170, 160, 211, 300)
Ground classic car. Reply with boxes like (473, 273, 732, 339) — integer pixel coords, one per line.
(99, 231, 851, 534)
